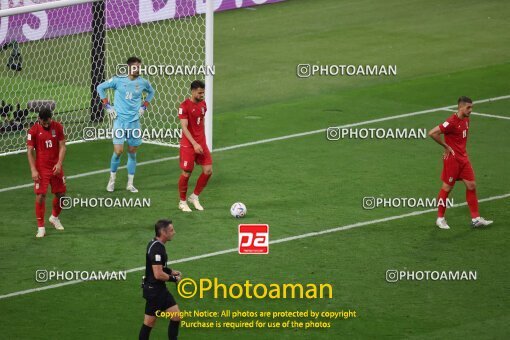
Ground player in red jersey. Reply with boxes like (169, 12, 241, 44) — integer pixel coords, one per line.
(177, 80, 212, 212)
(428, 96, 492, 229)
(27, 108, 67, 237)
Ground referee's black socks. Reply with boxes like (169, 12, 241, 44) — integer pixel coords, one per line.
(139, 323, 152, 340)
(168, 320, 180, 340)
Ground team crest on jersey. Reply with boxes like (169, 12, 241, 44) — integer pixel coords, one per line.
(135, 84, 140, 93)
(201, 107, 205, 115)
(51, 129, 56, 137)
(449, 177, 453, 183)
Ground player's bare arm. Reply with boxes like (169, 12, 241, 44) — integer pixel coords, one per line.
(152, 264, 181, 282)
(180, 119, 203, 154)
(53, 139, 67, 175)
(428, 126, 455, 158)
(152, 264, 171, 281)
(27, 145, 40, 182)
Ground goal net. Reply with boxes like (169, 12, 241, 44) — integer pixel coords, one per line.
(0, 0, 209, 155)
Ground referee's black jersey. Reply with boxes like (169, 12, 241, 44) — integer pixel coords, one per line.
(145, 238, 170, 289)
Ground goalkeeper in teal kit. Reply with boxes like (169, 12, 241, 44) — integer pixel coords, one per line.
(97, 56, 155, 193)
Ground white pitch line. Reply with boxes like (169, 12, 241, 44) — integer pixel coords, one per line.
(442, 108, 510, 120)
(0, 156, 179, 193)
(0, 192, 508, 301)
(470, 112, 510, 120)
(2, 94, 510, 193)
(0, 279, 84, 300)
(214, 105, 447, 152)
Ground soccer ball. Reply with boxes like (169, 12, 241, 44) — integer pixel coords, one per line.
(230, 202, 247, 218)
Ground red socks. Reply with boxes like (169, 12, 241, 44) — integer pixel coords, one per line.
(35, 200, 45, 227)
(437, 189, 449, 218)
(179, 173, 212, 200)
(438, 188, 479, 219)
(466, 189, 479, 218)
(52, 196, 62, 218)
(194, 173, 212, 196)
(178, 175, 190, 201)
(36, 196, 62, 227)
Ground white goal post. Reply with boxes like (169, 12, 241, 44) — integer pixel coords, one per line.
(0, 0, 214, 156)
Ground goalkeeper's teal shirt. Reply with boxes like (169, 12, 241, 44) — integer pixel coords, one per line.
(97, 76, 155, 122)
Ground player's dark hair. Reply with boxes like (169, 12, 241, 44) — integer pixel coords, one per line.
(126, 56, 142, 65)
(190, 80, 205, 90)
(38, 108, 52, 121)
(155, 219, 172, 237)
(458, 96, 472, 105)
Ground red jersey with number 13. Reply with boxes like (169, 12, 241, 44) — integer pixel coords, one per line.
(438, 113, 469, 161)
(178, 98, 207, 147)
(26, 121, 65, 171)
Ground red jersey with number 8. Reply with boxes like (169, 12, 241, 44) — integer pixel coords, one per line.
(178, 98, 207, 147)
(27, 121, 65, 171)
(439, 114, 469, 161)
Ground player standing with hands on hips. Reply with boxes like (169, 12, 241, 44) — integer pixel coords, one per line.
(27, 108, 66, 238)
(139, 220, 182, 340)
(428, 96, 493, 229)
(97, 56, 155, 193)
(178, 80, 213, 212)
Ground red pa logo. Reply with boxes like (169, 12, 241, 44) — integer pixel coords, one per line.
(238, 224, 269, 254)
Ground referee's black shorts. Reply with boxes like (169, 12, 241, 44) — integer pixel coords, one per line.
(144, 289, 177, 316)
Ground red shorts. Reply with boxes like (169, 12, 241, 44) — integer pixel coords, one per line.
(34, 169, 66, 195)
(179, 144, 212, 172)
(441, 156, 475, 185)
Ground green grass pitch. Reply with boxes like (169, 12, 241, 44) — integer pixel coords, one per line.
(0, 0, 509, 339)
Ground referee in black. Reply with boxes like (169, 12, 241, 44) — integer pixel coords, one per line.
(139, 219, 182, 340)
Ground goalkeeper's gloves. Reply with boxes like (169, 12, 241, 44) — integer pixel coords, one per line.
(139, 101, 149, 116)
(105, 104, 117, 120)
(102, 99, 117, 120)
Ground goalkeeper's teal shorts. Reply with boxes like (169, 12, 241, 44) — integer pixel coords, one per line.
(112, 119, 142, 146)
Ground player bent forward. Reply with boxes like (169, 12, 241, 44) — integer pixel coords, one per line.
(27, 108, 66, 237)
(97, 56, 155, 193)
(428, 96, 492, 229)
